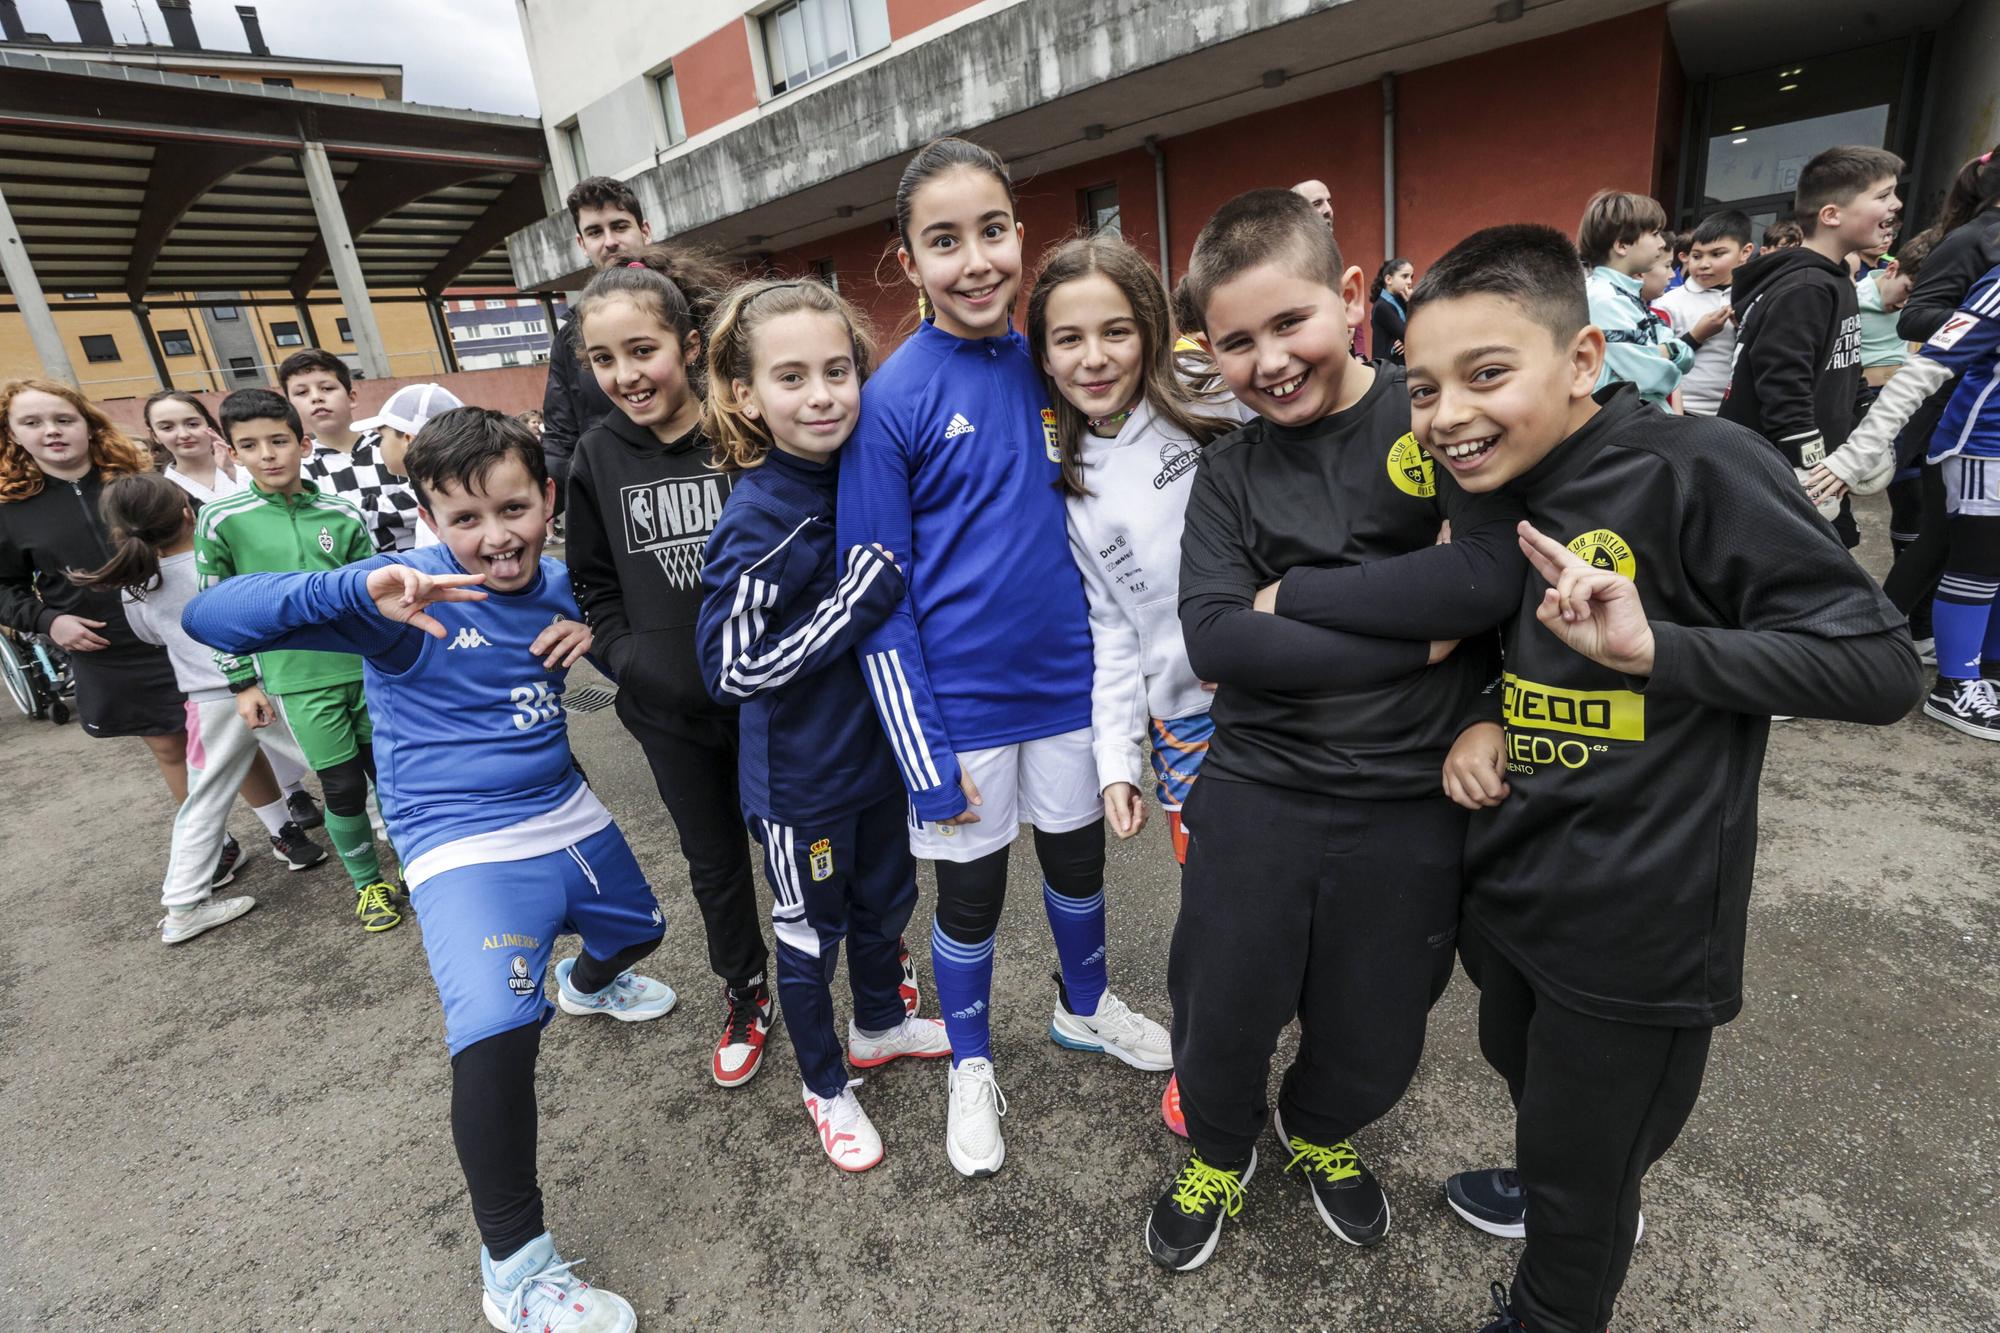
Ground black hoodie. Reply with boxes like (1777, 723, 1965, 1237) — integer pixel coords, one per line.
(0, 467, 154, 657)
(1719, 246, 1866, 469)
(565, 408, 736, 735)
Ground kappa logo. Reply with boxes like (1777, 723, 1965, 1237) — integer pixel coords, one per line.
(945, 412, 977, 439)
(651, 907, 663, 928)
(1386, 432, 1437, 498)
(809, 836, 834, 882)
(1040, 407, 1060, 462)
(506, 955, 537, 996)
(1566, 528, 1637, 580)
(447, 626, 493, 650)
(317, 525, 335, 555)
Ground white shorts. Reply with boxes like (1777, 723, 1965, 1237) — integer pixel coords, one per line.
(908, 727, 1100, 863)
(1943, 455, 2000, 517)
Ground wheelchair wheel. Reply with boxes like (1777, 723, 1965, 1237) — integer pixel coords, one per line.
(0, 632, 43, 719)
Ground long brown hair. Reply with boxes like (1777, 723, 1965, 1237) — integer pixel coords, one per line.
(0, 378, 149, 503)
(1027, 235, 1235, 498)
(703, 278, 876, 472)
(1920, 142, 2000, 248)
(68, 471, 191, 595)
(572, 242, 733, 395)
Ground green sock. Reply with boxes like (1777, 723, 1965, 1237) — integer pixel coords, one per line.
(323, 809, 383, 891)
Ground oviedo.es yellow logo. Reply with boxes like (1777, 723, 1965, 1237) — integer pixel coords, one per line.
(1041, 408, 1061, 463)
(1502, 672, 1646, 773)
(1386, 432, 1436, 498)
(1566, 528, 1637, 579)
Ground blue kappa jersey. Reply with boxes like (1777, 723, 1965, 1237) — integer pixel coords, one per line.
(1919, 264, 2000, 462)
(182, 546, 586, 866)
(695, 448, 905, 824)
(836, 321, 1094, 821)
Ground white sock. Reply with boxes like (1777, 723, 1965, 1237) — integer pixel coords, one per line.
(282, 779, 306, 798)
(250, 798, 289, 837)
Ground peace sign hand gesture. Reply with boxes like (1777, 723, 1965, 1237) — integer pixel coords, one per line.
(365, 563, 489, 638)
(1517, 521, 1656, 677)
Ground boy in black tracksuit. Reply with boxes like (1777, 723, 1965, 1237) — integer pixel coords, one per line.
(1721, 145, 1905, 549)
(565, 406, 776, 1077)
(1146, 189, 1529, 1273)
(1402, 225, 1922, 1333)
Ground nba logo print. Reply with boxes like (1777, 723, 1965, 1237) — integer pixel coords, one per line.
(809, 837, 834, 882)
(317, 525, 335, 555)
(627, 488, 657, 546)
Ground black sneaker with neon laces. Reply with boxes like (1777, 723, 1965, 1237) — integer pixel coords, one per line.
(1145, 1148, 1256, 1272)
(354, 880, 402, 932)
(269, 821, 328, 871)
(1275, 1108, 1389, 1246)
(285, 789, 324, 830)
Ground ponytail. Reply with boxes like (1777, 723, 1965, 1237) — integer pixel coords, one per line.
(68, 472, 189, 595)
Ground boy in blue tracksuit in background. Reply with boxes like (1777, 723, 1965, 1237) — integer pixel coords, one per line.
(184, 409, 666, 1333)
(696, 278, 954, 1173)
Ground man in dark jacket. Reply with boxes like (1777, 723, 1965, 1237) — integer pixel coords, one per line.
(1721, 145, 1903, 548)
(541, 175, 651, 512)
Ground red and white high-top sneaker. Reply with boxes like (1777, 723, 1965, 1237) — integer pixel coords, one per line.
(898, 938, 922, 1016)
(713, 980, 774, 1088)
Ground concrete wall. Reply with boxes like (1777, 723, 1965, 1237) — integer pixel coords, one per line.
(94, 363, 552, 438)
(518, 0, 751, 129)
(1912, 0, 2000, 228)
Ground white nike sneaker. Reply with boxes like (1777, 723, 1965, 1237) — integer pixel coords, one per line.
(848, 1014, 952, 1068)
(804, 1080, 883, 1172)
(160, 894, 256, 945)
(946, 1057, 1007, 1178)
(1050, 981, 1173, 1072)
(481, 1233, 635, 1333)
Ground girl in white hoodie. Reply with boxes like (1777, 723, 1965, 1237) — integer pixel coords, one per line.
(1029, 235, 1246, 1135)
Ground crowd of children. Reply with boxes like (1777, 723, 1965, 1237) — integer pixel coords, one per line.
(11, 131, 1996, 1333)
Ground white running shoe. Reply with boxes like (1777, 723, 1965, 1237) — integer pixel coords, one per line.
(946, 1057, 1007, 1178)
(480, 1233, 635, 1333)
(804, 1080, 883, 1172)
(160, 894, 256, 945)
(1050, 983, 1173, 1072)
(553, 957, 676, 1022)
(848, 1014, 951, 1068)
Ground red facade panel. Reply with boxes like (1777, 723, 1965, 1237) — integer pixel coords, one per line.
(676, 20, 760, 138)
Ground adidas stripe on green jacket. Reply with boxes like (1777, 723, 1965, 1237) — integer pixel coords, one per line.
(193, 480, 374, 693)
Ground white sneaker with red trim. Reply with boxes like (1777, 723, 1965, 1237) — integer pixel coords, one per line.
(803, 1080, 882, 1172)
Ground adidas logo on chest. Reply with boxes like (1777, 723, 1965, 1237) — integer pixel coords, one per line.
(943, 413, 976, 439)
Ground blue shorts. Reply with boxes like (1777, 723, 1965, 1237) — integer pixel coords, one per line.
(411, 821, 665, 1056)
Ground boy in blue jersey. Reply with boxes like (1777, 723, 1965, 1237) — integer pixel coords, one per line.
(184, 409, 665, 1333)
(1813, 260, 2000, 738)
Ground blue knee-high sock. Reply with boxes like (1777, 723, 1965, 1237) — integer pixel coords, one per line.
(1933, 571, 1997, 680)
(1982, 598, 2000, 666)
(1042, 881, 1107, 1017)
(930, 919, 994, 1066)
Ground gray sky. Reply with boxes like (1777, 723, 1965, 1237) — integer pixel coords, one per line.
(16, 0, 541, 116)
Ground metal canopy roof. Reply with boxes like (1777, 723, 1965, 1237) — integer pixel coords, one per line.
(0, 49, 550, 301)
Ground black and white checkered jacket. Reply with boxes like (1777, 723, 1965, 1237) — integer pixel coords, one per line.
(303, 432, 422, 553)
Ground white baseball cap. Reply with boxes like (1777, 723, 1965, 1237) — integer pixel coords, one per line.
(354, 383, 465, 435)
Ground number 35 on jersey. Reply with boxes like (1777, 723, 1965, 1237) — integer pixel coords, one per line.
(509, 680, 565, 731)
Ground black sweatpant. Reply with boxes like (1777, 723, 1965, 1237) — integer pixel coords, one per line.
(1167, 776, 1463, 1163)
(1885, 460, 1947, 625)
(620, 710, 768, 989)
(1460, 925, 1712, 1333)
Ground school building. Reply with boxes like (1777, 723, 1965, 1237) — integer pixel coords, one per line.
(0, 0, 552, 401)
(506, 0, 2000, 338)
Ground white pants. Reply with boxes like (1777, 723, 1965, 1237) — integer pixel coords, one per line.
(162, 696, 310, 910)
(185, 697, 308, 789)
(907, 727, 1100, 863)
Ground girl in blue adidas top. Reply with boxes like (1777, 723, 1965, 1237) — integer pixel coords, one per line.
(838, 138, 1170, 1180)
(185, 410, 667, 1333)
(696, 278, 954, 1173)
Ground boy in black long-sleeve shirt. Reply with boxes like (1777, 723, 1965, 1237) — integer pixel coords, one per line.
(1720, 145, 1903, 548)
(1404, 225, 1922, 1333)
(1147, 189, 1529, 1273)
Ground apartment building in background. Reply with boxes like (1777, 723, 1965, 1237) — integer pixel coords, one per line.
(508, 0, 2000, 346)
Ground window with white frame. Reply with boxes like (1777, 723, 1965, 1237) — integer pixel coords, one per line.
(762, 0, 890, 97)
(654, 67, 687, 147)
(485, 299, 508, 310)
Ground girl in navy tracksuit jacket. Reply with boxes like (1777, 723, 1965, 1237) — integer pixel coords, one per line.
(696, 278, 954, 1174)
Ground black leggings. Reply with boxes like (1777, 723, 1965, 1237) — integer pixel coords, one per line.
(318, 742, 376, 818)
(1461, 926, 1711, 1333)
(933, 821, 1104, 945)
(1885, 460, 1948, 622)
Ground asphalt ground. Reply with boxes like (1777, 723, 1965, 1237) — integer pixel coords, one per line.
(2, 496, 1995, 1331)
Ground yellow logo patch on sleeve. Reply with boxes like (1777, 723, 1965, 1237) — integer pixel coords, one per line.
(1386, 432, 1437, 498)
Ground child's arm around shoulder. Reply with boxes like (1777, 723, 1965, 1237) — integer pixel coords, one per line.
(1178, 448, 1437, 691)
(697, 488, 904, 705)
(558, 438, 636, 673)
(1519, 438, 1922, 723)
